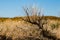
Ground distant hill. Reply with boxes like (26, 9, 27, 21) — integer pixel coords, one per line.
(0, 16, 60, 21)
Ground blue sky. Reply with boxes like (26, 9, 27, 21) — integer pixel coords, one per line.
(0, 0, 60, 17)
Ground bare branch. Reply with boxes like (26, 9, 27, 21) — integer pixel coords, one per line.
(23, 7, 30, 22)
(23, 6, 44, 29)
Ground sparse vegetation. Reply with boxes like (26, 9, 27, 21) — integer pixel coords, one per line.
(0, 6, 60, 40)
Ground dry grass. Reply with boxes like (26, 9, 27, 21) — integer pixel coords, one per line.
(0, 17, 40, 40)
(0, 16, 60, 40)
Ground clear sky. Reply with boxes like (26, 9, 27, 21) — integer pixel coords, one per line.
(0, 0, 60, 17)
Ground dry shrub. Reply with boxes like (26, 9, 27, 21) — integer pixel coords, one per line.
(23, 6, 44, 29)
(23, 6, 60, 40)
